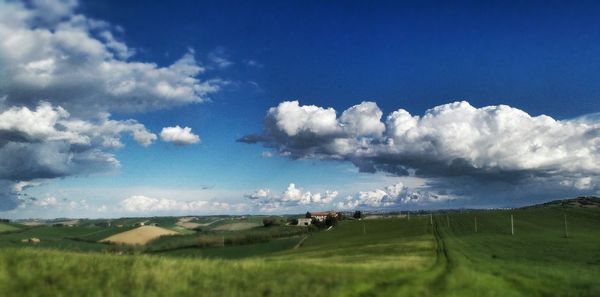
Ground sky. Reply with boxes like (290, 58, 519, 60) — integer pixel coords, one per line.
(1, 0, 600, 218)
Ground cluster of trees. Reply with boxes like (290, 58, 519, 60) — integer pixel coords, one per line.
(262, 217, 284, 227)
(94, 222, 111, 227)
(0, 219, 9, 223)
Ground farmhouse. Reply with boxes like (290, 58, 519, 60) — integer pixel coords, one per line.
(297, 218, 312, 226)
(311, 211, 337, 222)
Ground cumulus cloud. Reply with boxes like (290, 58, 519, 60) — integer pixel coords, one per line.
(160, 126, 201, 145)
(244, 188, 271, 200)
(241, 100, 600, 204)
(0, 0, 222, 210)
(0, 102, 155, 182)
(120, 195, 231, 213)
(336, 183, 452, 210)
(0, 1, 222, 115)
(245, 183, 338, 211)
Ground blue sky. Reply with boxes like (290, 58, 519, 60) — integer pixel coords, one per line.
(2, 0, 600, 218)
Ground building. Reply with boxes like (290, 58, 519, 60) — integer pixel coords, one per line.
(311, 211, 337, 222)
(297, 218, 312, 226)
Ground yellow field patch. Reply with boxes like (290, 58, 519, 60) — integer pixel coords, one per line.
(100, 226, 179, 245)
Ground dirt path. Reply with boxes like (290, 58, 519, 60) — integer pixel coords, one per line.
(293, 235, 308, 249)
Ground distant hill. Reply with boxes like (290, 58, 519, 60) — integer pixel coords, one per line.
(525, 196, 600, 209)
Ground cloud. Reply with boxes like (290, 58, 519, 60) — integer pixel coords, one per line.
(244, 59, 263, 68)
(0, 102, 155, 181)
(0, 1, 223, 116)
(336, 183, 452, 210)
(244, 188, 271, 200)
(281, 183, 338, 205)
(208, 48, 233, 69)
(119, 195, 231, 213)
(35, 196, 58, 207)
(261, 151, 274, 158)
(242, 100, 600, 204)
(245, 183, 338, 211)
(0, 0, 222, 210)
(160, 126, 201, 145)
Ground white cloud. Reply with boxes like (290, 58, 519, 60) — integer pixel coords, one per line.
(35, 196, 58, 207)
(243, 100, 600, 202)
(245, 188, 271, 199)
(208, 48, 233, 69)
(336, 183, 452, 210)
(267, 101, 341, 137)
(0, 0, 224, 210)
(0, 1, 223, 116)
(281, 183, 338, 205)
(119, 195, 231, 213)
(340, 101, 385, 137)
(261, 151, 274, 158)
(245, 183, 338, 212)
(0, 102, 156, 183)
(160, 126, 201, 145)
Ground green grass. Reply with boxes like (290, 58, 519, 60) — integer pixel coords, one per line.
(0, 223, 20, 233)
(0, 226, 131, 252)
(436, 207, 600, 296)
(145, 225, 308, 252)
(0, 218, 435, 297)
(0, 208, 599, 296)
(154, 237, 302, 259)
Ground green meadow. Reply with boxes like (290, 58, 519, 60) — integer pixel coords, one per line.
(0, 223, 20, 233)
(0, 204, 599, 296)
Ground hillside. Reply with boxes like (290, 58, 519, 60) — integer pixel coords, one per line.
(100, 226, 180, 245)
(0, 223, 20, 233)
(526, 196, 600, 209)
(1, 207, 599, 296)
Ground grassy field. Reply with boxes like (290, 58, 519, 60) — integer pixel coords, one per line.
(0, 223, 20, 233)
(0, 225, 130, 252)
(0, 206, 599, 296)
(437, 207, 600, 296)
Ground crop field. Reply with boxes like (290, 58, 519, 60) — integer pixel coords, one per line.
(0, 223, 20, 233)
(0, 205, 599, 296)
(100, 226, 180, 245)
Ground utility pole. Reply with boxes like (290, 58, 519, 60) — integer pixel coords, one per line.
(407, 213, 410, 221)
(564, 214, 569, 238)
(474, 216, 477, 233)
(430, 213, 433, 225)
(511, 214, 514, 235)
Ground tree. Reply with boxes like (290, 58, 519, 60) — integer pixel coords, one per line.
(262, 217, 280, 227)
(325, 214, 337, 227)
(305, 212, 312, 218)
(353, 210, 362, 219)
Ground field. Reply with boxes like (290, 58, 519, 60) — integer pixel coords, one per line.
(0, 223, 20, 233)
(212, 222, 261, 231)
(101, 226, 180, 245)
(0, 203, 599, 296)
